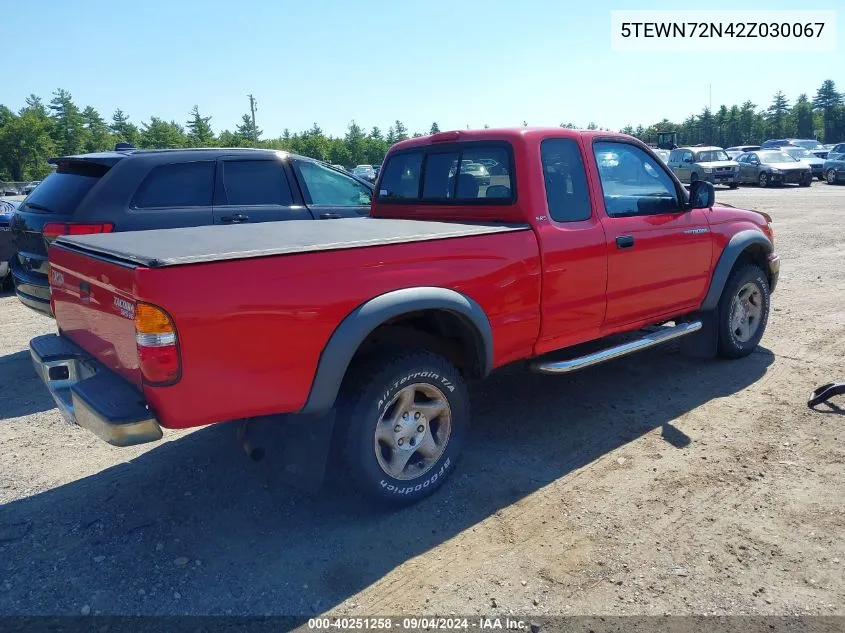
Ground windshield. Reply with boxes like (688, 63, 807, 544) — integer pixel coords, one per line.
(792, 139, 823, 150)
(784, 147, 812, 158)
(695, 150, 730, 162)
(760, 152, 798, 164)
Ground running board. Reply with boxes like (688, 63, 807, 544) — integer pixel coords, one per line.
(530, 320, 703, 375)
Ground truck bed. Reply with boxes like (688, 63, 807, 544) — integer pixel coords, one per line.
(56, 218, 529, 268)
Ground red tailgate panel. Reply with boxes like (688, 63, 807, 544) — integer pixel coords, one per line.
(49, 246, 143, 388)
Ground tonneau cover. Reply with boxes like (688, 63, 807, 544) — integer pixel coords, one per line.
(56, 218, 529, 268)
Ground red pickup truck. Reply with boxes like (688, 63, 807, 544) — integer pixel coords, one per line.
(30, 128, 779, 506)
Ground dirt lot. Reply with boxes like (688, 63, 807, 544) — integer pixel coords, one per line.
(1, 182, 843, 620)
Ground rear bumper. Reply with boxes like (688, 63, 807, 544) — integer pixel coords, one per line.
(9, 257, 52, 316)
(30, 333, 162, 446)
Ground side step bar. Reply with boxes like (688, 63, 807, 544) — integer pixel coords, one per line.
(530, 320, 702, 375)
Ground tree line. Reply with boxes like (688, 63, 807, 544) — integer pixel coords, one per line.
(1, 79, 843, 182)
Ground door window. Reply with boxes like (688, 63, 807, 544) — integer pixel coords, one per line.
(296, 160, 372, 206)
(221, 160, 293, 205)
(133, 162, 215, 208)
(593, 142, 679, 217)
(540, 139, 591, 222)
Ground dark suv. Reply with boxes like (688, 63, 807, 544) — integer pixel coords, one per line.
(11, 147, 373, 315)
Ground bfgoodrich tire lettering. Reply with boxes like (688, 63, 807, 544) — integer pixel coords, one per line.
(716, 264, 771, 359)
(341, 350, 469, 506)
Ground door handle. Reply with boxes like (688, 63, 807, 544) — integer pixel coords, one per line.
(221, 214, 249, 224)
(616, 235, 635, 249)
(319, 212, 341, 219)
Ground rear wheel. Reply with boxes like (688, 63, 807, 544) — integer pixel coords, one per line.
(758, 172, 769, 188)
(827, 169, 838, 185)
(689, 172, 699, 185)
(728, 182, 739, 189)
(340, 349, 469, 506)
(716, 264, 770, 359)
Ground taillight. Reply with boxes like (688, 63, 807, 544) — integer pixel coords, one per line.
(135, 303, 181, 385)
(43, 222, 114, 238)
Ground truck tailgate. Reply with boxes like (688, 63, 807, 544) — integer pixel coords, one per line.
(49, 245, 142, 388)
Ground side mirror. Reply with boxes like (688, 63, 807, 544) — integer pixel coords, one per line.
(688, 180, 715, 209)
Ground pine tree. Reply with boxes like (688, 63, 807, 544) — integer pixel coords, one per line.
(429, 122, 440, 135)
(766, 91, 790, 139)
(812, 80, 843, 141)
(393, 120, 408, 142)
(48, 89, 87, 155)
(110, 109, 139, 146)
(186, 105, 215, 146)
(236, 114, 262, 145)
(82, 106, 112, 152)
(139, 117, 186, 149)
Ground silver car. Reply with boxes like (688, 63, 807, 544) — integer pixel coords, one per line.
(782, 146, 826, 180)
(735, 150, 813, 187)
(666, 146, 740, 188)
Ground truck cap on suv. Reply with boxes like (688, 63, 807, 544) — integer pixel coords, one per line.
(10, 145, 373, 315)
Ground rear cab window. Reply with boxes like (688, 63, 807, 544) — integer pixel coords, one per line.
(378, 142, 515, 204)
(540, 139, 591, 222)
(132, 162, 215, 209)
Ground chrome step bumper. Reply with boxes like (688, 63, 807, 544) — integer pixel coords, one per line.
(30, 334, 163, 446)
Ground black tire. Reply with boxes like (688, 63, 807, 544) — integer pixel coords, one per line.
(689, 172, 699, 184)
(716, 264, 771, 359)
(758, 172, 769, 188)
(340, 349, 469, 507)
(827, 169, 838, 185)
(728, 183, 739, 189)
(800, 173, 812, 187)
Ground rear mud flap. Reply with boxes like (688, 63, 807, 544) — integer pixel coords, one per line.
(239, 411, 336, 493)
(679, 310, 718, 359)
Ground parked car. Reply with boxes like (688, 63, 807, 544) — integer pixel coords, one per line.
(11, 146, 373, 316)
(782, 146, 826, 180)
(30, 127, 779, 507)
(460, 161, 491, 186)
(0, 197, 22, 290)
(352, 165, 376, 182)
(760, 139, 793, 150)
(785, 138, 828, 159)
(666, 146, 739, 188)
(735, 150, 813, 187)
(762, 138, 827, 159)
(725, 145, 761, 160)
(823, 143, 845, 184)
(653, 148, 670, 163)
(22, 181, 41, 195)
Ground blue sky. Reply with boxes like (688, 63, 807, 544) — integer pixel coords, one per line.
(5, 0, 842, 138)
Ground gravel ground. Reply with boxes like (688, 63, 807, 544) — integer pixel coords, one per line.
(0, 181, 843, 620)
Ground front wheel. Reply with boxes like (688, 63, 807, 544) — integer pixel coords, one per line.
(758, 172, 769, 188)
(340, 350, 469, 506)
(827, 169, 838, 185)
(717, 264, 771, 359)
(800, 173, 812, 187)
(728, 183, 739, 189)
